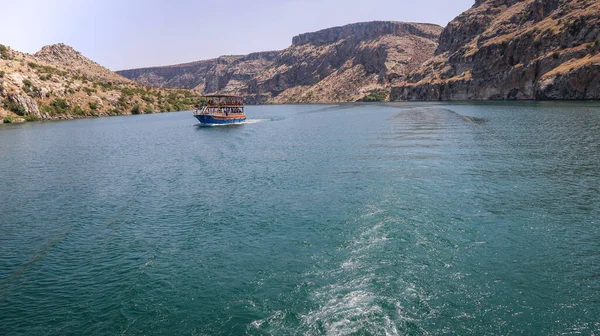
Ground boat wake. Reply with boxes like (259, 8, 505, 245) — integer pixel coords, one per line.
(244, 118, 268, 124)
(248, 203, 434, 335)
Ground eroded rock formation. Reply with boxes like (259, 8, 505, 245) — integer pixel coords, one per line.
(246, 21, 443, 103)
(118, 21, 443, 103)
(390, 0, 600, 101)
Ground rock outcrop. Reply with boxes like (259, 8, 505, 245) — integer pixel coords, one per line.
(7, 93, 46, 119)
(390, 0, 600, 101)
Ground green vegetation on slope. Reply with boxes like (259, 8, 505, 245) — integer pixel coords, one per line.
(0, 44, 10, 59)
(359, 90, 389, 102)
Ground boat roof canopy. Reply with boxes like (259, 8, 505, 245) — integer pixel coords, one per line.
(202, 94, 243, 98)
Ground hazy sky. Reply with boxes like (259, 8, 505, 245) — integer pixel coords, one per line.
(1, 0, 474, 70)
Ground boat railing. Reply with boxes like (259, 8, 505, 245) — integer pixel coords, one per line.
(194, 96, 245, 116)
(194, 105, 245, 116)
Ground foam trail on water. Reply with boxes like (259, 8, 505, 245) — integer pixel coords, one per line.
(244, 118, 268, 124)
(297, 216, 401, 335)
(249, 203, 434, 335)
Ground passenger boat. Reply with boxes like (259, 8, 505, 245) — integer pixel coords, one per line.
(193, 95, 246, 125)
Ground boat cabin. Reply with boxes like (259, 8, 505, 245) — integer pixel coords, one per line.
(195, 94, 245, 117)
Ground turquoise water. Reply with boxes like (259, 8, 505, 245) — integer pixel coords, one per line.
(0, 102, 599, 335)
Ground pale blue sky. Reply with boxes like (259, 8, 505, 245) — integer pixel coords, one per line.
(1, 0, 474, 70)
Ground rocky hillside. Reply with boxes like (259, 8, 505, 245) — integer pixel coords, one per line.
(246, 21, 443, 103)
(0, 43, 202, 123)
(119, 21, 443, 103)
(35, 44, 130, 84)
(117, 51, 280, 92)
(391, 0, 600, 100)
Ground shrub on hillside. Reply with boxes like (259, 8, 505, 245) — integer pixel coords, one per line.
(42, 98, 70, 115)
(158, 104, 172, 112)
(117, 94, 128, 108)
(120, 87, 135, 97)
(52, 98, 69, 110)
(131, 103, 141, 114)
(72, 106, 86, 116)
(30, 86, 42, 99)
(171, 103, 186, 111)
(360, 90, 388, 102)
(2, 99, 26, 116)
(0, 44, 9, 59)
(36, 65, 65, 76)
(97, 82, 113, 91)
(12, 104, 27, 116)
(24, 115, 40, 122)
(142, 95, 154, 103)
(83, 87, 96, 96)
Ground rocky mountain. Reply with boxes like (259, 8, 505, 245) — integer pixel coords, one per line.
(390, 0, 600, 100)
(0, 43, 202, 123)
(246, 21, 443, 103)
(35, 43, 130, 84)
(118, 21, 443, 103)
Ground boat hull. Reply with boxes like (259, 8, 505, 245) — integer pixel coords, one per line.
(194, 114, 246, 125)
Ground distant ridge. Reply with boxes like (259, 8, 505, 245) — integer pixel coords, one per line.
(117, 51, 280, 91)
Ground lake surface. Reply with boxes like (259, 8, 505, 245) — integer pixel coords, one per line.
(0, 102, 599, 335)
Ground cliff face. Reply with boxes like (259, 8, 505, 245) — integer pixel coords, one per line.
(0, 44, 201, 123)
(119, 21, 442, 103)
(391, 0, 600, 101)
(291, 21, 441, 46)
(246, 21, 443, 103)
(117, 51, 280, 93)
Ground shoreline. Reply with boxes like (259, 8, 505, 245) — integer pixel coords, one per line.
(3, 99, 599, 125)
